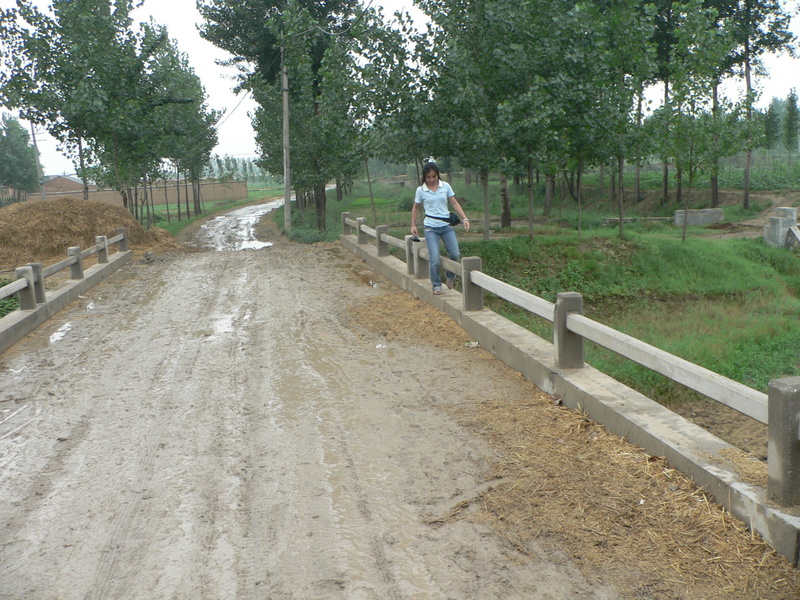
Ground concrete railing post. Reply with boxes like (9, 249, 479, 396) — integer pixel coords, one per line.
(404, 236, 416, 275)
(413, 239, 429, 280)
(554, 292, 584, 369)
(26, 263, 46, 304)
(68, 247, 84, 280)
(376, 225, 389, 257)
(768, 377, 800, 506)
(96, 236, 109, 263)
(14, 266, 36, 310)
(116, 228, 129, 252)
(356, 217, 367, 245)
(341, 212, 351, 235)
(461, 256, 484, 311)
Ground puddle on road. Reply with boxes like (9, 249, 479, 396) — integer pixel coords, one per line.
(49, 323, 72, 344)
(191, 200, 284, 252)
(352, 267, 379, 288)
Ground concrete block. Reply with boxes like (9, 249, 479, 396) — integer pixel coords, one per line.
(673, 208, 724, 227)
(764, 208, 799, 248)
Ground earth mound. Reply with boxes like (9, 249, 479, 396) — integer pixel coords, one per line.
(0, 198, 177, 271)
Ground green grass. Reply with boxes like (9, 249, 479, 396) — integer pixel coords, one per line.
(458, 232, 800, 402)
(0, 278, 19, 318)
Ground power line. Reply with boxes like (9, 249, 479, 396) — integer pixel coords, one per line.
(214, 89, 252, 129)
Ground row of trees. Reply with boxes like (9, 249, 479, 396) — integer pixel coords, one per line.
(0, 113, 39, 203)
(0, 0, 219, 222)
(1, 1, 793, 234)
(198, 0, 795, 236)
(764, 91, 800, 152)
(206, 155, 280, 186)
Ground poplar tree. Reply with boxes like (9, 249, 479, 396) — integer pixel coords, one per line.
(0, 114, 40, 199)
(783, 90, 799, 154)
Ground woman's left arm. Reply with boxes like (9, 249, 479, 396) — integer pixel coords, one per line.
(449, 196, 470, 232)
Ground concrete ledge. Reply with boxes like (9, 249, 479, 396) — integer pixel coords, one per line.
(674, 208, 724, 227)
(341, 233, 800, 565)
(0, 251, 132, 356)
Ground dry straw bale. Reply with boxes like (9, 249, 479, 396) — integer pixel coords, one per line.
(0, 198, 146, 270)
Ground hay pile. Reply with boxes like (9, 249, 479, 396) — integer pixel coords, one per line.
(351, 291, 800, 599)
(0, 198, 161, 271)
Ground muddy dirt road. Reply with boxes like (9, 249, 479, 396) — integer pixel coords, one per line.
(0, 207, 620, 599)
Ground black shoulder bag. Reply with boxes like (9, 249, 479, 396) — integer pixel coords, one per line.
(427, 212, 461, 226)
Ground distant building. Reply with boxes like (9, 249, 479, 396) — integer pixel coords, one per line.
(43, 175, 97, 194)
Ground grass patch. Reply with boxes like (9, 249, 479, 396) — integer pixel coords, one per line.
(460, 232, 800, 401)
(0, 278, 18, 318)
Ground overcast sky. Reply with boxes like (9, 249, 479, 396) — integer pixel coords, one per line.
(2, 0, 799, 176)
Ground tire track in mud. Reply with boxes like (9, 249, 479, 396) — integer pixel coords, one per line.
(84, 252, 250, 600)
(0, 266, 165, 570)
(287, 313, 406, 600)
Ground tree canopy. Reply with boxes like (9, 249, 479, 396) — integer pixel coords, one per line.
(0, 0, 219, 217)
(0, 113, 40, 198)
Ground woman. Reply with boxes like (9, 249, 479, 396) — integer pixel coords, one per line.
(410, 162, 470, 295)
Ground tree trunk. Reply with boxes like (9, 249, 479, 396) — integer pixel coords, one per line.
(743, 42, 753, 210)
(481, 168, 490, 241)
(77, 137, 89, 201)
(184, 173, 191, 217)
(144, 175, 151, 230)
(163, 177, 171, 223)
(618, 156, 625, 239)
(661, 79, 670, 206)
(676, 167, 683, 205)
(193, 179, 202, 216)
(316, 183, 327, 231)
(544, 173, 554, 217)
(500, 173, 511, 228)
(711, 81, 720, 208)
(175, 168, 182, 221)
(527, 158, 535, 239)
(635, 90, 643, 203)
(576, 162, 583, 236)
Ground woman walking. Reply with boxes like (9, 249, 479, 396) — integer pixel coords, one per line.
(410, 162, 470, 294)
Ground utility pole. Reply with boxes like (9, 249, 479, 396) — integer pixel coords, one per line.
(28, 120, 46, 201)
(281, 45, 292, 233)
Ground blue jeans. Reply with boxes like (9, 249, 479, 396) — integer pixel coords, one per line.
(424, 225, 460, 290)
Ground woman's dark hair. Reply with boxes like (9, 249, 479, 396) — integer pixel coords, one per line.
(421, 161, 440, 183)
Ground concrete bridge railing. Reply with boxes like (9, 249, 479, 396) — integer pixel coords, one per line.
(0, 228, 132, 355)
(341, 211, 800, 566)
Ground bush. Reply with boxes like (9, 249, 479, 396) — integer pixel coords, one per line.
(0, 278, 19, 318)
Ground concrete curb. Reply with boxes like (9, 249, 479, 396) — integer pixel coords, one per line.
(0, 251, 132, 356)
(341, 233, 800, 566)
